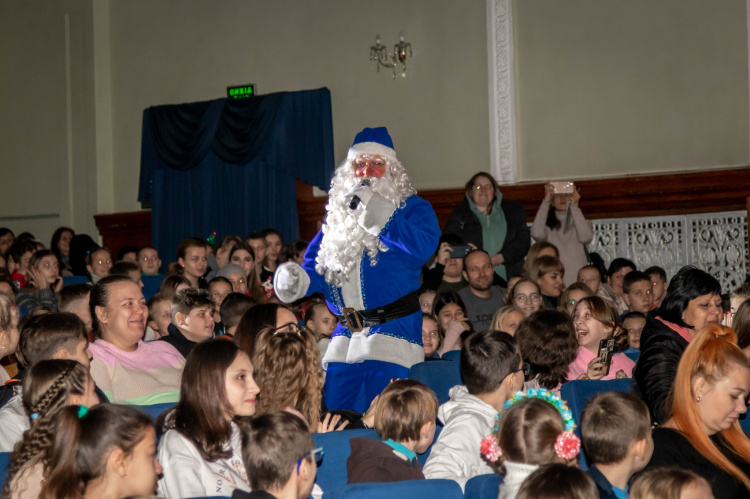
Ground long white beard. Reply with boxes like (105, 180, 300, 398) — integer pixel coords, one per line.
(316, 159, 416, 288)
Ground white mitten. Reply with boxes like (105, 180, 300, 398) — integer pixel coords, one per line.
(273, 262, 310, 303)
(344, 183, 375, 208)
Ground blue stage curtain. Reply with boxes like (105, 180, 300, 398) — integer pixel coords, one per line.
(139, 88, 335, 268)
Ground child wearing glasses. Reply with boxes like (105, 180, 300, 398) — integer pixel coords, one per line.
(158, 340, 259, 498)
(137, 245, 162, 276)
(16, 249, 62, 311)
(234, 411, 321, 499)
(507, 278, 544, 318)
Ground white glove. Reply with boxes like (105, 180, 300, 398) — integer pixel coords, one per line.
(273, 262, 310, 303)
(345, 183, 375, 208)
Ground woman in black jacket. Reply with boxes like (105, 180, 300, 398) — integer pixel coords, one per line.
(633, 265, 722, 424)
(443, 172, 530, 284)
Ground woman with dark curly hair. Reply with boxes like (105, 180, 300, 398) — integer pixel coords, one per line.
(515, 309, 579, 393)
(4, 359, 98, 499)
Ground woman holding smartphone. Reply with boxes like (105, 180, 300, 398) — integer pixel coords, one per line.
(530, 182, 593, 287)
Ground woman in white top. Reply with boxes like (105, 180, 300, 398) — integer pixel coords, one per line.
(157, 339, 260, 498)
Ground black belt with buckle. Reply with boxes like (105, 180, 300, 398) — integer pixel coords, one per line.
(335, 291, 420, 332)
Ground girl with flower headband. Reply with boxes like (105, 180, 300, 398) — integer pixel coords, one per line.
(4, 359, 99, 499)
(480, 389, 581, 499)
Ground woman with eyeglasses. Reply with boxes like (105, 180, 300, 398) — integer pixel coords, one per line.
(507, 278, 545, 318)
(16, 249, 62, 311)
(157, 339, 259, 498)
(443, 172, 531, 286)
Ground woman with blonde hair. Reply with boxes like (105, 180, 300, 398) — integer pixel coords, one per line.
(647, 325, 750, 498)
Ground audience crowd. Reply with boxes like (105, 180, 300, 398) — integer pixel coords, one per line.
(0, 173, 749, 499)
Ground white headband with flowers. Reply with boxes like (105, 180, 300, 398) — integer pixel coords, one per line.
(480, 388, 581, 462)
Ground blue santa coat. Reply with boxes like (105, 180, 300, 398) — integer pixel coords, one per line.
(302, 195, 440, 369)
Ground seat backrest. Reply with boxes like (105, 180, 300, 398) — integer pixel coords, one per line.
(62, 275, 91, 287)
(559, 378, 632, 470)
(312, 428, 379, 493)
(142, 274, 165, 301)
(408, 360, 462, 405)
(464, 473, 503, 499)
(0, 452, 10, 493)
(133, 402, 176, 422)
(324, 478, 464, 499)
(441, 350, 461, 362)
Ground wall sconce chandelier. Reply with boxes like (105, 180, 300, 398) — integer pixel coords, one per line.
(370, 33, 412, 79)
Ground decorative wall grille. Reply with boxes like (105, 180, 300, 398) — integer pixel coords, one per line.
(585, 211, 748, 293)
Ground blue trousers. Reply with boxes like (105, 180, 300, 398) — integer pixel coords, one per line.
(324, 360, 409, 414)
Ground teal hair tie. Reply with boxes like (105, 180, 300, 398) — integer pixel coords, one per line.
(77, 405, 88, 419)
(30, 413, 39, 420)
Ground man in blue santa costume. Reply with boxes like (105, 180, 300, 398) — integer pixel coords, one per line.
(274, 127, 440, 413)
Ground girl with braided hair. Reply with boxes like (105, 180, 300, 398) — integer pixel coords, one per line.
(3, 359, 98, 499)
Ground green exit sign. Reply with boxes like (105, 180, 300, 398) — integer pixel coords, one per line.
(227, 84, 256, 99)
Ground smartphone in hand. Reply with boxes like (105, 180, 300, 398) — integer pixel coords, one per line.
(598, 338, 615, 376)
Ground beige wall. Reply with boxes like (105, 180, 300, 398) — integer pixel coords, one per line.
(513, 0, 750, 181)
(1, 0, 748, 244)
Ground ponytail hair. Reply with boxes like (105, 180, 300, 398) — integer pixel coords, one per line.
(3, 360, 89, 498)
(671, 325, 750, 491)
(168, 238, 206, 275)
(40, 404, 152, 499)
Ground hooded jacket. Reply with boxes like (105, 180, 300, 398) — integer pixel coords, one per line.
(422, 385, 498, 490)
(346, 437, 424, 484)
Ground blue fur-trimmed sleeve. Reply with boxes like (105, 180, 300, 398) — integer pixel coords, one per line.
(377, 196, 441, 268)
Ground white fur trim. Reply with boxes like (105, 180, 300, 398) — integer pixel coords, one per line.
(273, 262, 310, 303)
(347, 142, 398, 163)
(340, 259, 365, 310)
(322, 330, 424, 369)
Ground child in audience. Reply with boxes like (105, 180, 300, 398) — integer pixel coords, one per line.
(160, 288, 215, 358)
(85, 247, 113, 284)
(220, 293, 256, 337)
(117, 245, 138, 263)
(604, 258, 636, 315)
(159, 273, 191, 298)
(41, 404, 161, 498)
(245, 232, 269, 284)
(230, 243, 266, 299)
(58, 283, 93, 333)
(569, 296, 635, 380)
(432, 291, 472, 355)
(730, 282, 750, 315)
(347, 379, 438, 483)
(16, 250, 62, 311)
(529, 256, 565, 309)
(209, 276, 233, 327)
(581, 391, 653, 498)
(262, 228, 284, 277)
(630, 468, 714, 499)
(8, 239, 37, 289)
(577, 265, 603, 294)
(235, 411, 319, 499)
(109, 260, 144, 288)
(644, 266, 669, 309)
(158, 339, 258, 498)
(0, 294, 19, 385)
(558, 282, 593, 316)
(516, 310, 578, 393)
(169, 238, 208, 289)
(284, 240, 309, 265)
(622, 311, 646, 352)
(0, 228, 16, 256)
(623, 271, 654, 314)
(490, 305, 525, 336)
(219, 263, 248, 295)
(305, 300, 337, 359)
(522, 241, 559, 277)
(516, 463, 598, 499)
(234, 303, 297, 357)
(208, 235, 242, 279)
(485, 391, 580, 499)
(423, 330, 525, 490)
(137, 245, 162, 276)
(507, 278, 544, 318)
(0, 275, 16, 299)
(421, 312, 441, 359)
(419, 288, 437, 314)
(3, 359, 98, 498)
(146, 292, 171, 341)
(50, 227, 74, 274)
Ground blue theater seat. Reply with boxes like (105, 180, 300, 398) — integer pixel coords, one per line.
(142, 274, 164, 301)
(0, 452, 8, 492)
(440, 350, 461, 362)
(322, 478, 463, 499)
(313, 428, 379, 493)
(464, 473, 503, 499)
(132, 401, 176, 422)
(408, 360, 462, 405)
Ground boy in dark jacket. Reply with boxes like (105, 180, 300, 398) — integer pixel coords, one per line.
(581, 392, 653, 499)
(347, 379, 438, 484)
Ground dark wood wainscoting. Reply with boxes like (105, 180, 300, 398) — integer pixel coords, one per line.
(94, 168, 750, 254)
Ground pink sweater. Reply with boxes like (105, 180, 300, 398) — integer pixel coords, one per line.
(567, 346, 635, 381)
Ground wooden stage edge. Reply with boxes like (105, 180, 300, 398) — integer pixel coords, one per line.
(96, 167, 750, 258)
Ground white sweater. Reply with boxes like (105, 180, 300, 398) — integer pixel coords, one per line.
(0, 394, 28, 452)
(498, 461, 539, 499)
(422, 385, 499, 490)
(157, 423, 250, 498)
